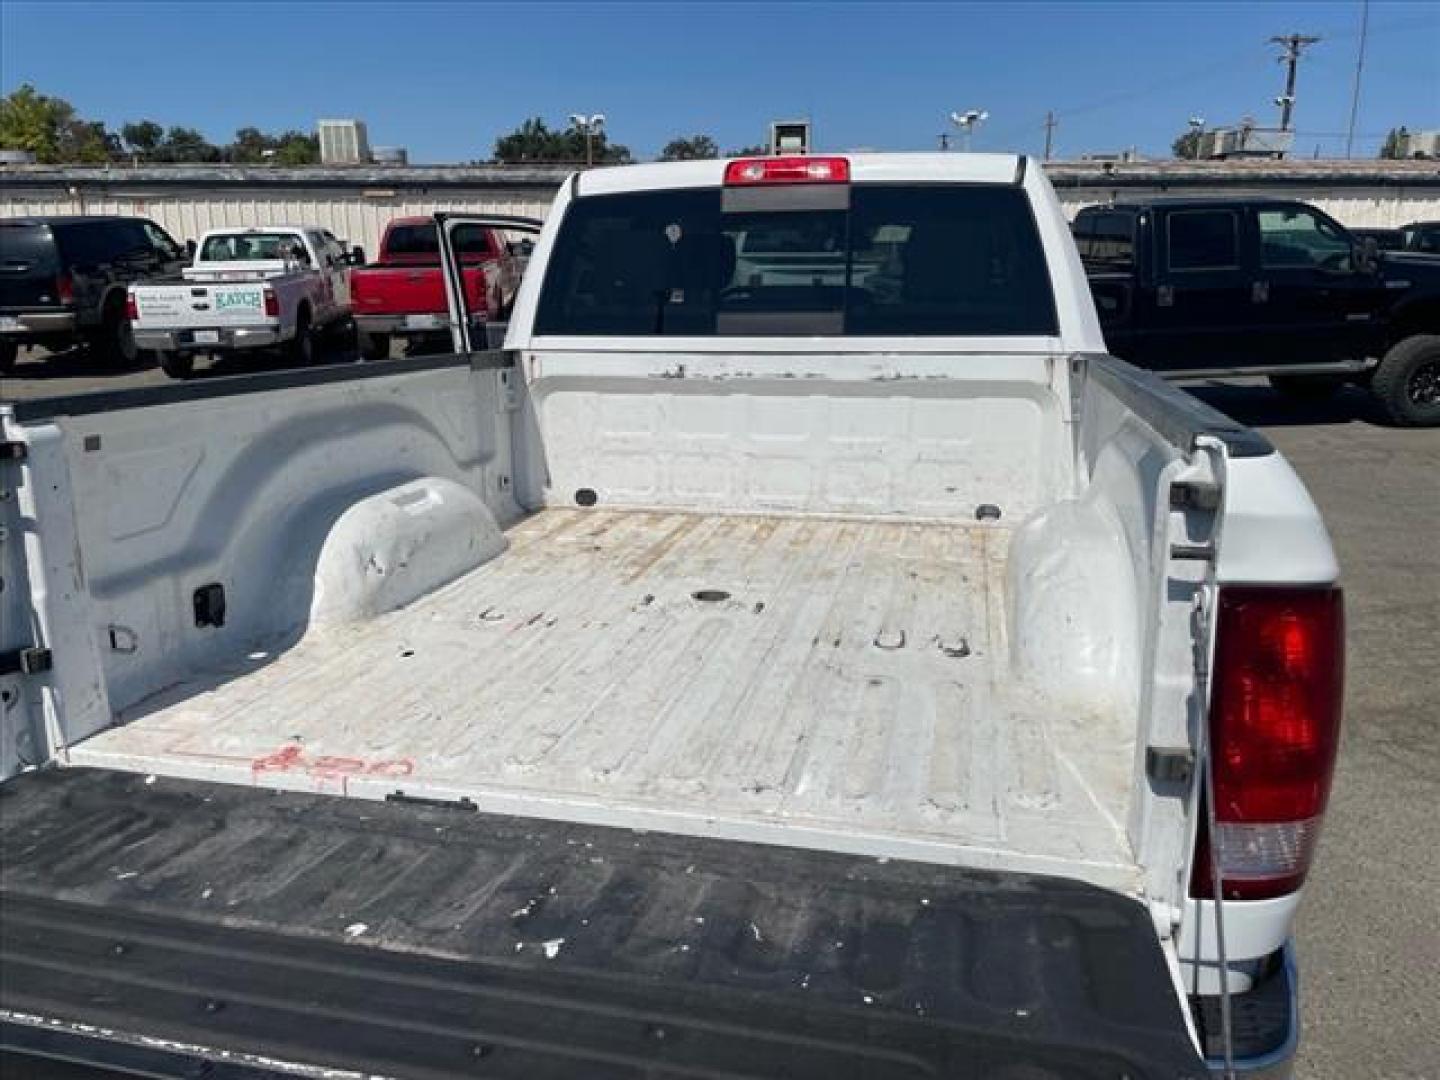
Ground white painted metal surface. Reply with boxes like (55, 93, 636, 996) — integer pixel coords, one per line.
(73, 507, 1141, 890)
(3, 156, 1347, 1017)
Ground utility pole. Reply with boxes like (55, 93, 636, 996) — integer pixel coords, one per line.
(1043, 111, 1057, 160)
(1269, 32, 1320, 132)
(1345, 0, 1369, 158)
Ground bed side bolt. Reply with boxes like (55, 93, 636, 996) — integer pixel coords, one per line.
(1145, 745, 1194, 785)
(1170, 541, 1216, 562)
(1169, 479, 1220, 511)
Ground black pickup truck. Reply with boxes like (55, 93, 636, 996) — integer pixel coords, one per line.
(1072, 197, 1440, 425)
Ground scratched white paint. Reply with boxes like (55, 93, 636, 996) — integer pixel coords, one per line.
(72, 507, 1141, 891)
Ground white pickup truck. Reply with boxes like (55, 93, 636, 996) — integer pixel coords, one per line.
(129, 225, 355, 377)
(0, 155, 1342, 1079)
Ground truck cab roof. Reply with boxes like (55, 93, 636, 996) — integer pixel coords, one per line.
(1080, 195, 1317, 213)
(574, 152, 1028, 196)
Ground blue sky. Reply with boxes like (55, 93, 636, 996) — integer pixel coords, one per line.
(2, 1, 1436, 162)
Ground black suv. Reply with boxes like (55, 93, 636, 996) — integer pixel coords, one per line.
(0, 215, 187, 373)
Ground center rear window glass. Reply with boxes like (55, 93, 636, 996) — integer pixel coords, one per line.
(200, 233, 304, 262)
(535, 184, 1058, 337)
(385, 223, 492, 259)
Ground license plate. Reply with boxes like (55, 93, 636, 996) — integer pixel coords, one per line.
(0, 316, 19, 332)
(405, 314, 443, 330)
(193, 329, 220, 344)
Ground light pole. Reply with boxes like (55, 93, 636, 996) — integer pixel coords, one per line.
(949, 110, 988, 152)
(569, 113, 606, 167)
(1188, 116, 1206, 160)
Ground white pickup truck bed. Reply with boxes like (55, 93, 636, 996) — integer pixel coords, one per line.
(74, 506, 1138, 889)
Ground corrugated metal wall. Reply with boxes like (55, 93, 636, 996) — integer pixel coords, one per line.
(2, 182, 1436, 257)
(0, 188, 556, 258)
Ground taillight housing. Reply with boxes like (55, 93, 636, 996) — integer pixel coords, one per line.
(55, 273, 74, 305)
(724, 156, 850, 185)
(263, 286, 279, 318)
(124, 290, 139, 322)
(1192, 587, 1344, 901)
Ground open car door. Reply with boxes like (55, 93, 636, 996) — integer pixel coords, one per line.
(434, 211, 544, 354)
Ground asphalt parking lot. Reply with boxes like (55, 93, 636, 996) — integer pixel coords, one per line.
(1178, 381, 1440, 1080)
(1, 358, 1437, 1077)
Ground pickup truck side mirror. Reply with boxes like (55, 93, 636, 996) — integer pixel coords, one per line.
(185, 239, 197, 259)
(349, 245, 366, 267)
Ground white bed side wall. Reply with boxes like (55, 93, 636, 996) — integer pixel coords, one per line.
(27, 367, 520, 742)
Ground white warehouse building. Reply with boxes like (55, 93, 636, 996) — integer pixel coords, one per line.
(1, 158, 1436, 260)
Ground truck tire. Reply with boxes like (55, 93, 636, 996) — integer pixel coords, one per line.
(158, 351, 194, 379)
(358, 328, 390, 362)
(286, 309, 315, 366)
(1268, 374, 1343, 401)
(1370, 335, 1440, 427)
(95, 295, 140, 366)
(0, 340, 17, 373)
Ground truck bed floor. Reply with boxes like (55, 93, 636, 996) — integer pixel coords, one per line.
(73, 509, 1138, 890)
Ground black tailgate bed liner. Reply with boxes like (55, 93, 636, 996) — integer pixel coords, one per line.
(0, 768, 1205, 1078)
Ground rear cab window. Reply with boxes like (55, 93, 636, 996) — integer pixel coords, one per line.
(385, 222, 494, 262)
(199, 232, 306, 262)
(1165, 209, 1241, 272)
(535, 184, 1058, 337)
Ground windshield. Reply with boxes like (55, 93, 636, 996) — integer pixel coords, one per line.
(200, 233, 307, 262)
(535, 184, 1057, 337)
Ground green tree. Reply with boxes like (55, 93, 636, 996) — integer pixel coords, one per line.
(493, 116, 630, 164)
(58, 119, 118, 163)
(660, 134, 719, 161)
(159, 125, 220, 163)
(121, 119, 164, 155)
(227, 126, 271, 163)
(0, 84, 72, 162)
(0, 85, 123, 163)
(272, 130, 320, 165)
(1172, 128, 1204, 160)
(726, 145, 768, 157)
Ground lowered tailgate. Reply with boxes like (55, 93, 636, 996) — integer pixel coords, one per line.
(0, 768, 1205, 1079)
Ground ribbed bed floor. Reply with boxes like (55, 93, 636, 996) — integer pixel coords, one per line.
(73, 508, 1140, 890)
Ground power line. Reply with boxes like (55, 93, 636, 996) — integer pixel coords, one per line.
(1345, 0, 1370, 158)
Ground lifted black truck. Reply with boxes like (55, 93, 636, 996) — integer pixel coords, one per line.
(1073, 197, 1440, 425)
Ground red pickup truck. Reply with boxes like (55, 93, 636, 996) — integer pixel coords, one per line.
(351, 217, 523, 360)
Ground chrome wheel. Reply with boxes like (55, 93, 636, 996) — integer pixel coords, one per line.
(1407, 358, 1440, 406)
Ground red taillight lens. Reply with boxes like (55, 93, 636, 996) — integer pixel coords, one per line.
(124, 291, 139, 321)
(263, 287, 279, 318)
(1192, 587, 1344, 901)
(724, 156, 850, 185)
(55, 273, 74, 305)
